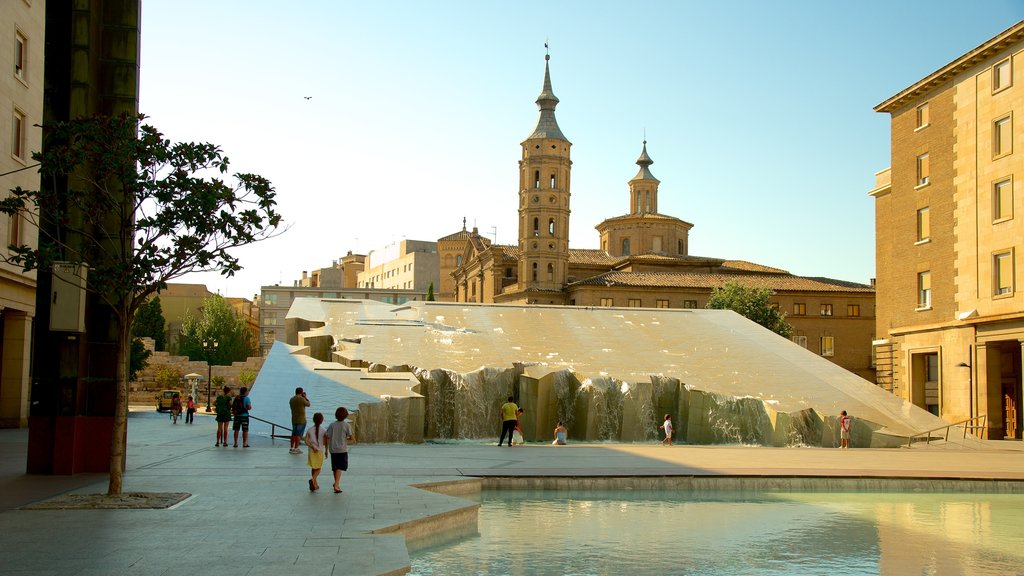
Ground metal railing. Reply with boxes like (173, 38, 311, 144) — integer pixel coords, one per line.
(905, 415, 988, 448)
(249, 415, 292, 440)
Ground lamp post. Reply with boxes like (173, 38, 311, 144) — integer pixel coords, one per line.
(203, 339, 219, 412)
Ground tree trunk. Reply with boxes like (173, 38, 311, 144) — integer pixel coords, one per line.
(107, 315, 131, 495)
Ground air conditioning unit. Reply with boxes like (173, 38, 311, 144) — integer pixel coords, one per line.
(50, 262, 88, 332)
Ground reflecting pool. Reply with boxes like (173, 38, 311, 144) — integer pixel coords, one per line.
(410, 489, 1024, 575)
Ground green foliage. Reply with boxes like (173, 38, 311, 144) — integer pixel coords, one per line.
(154, 365, 182, 389)
(132, 296, 167, 351)
(706, 280, 794, 338)
(426, 281, 435, 301)
(211, 375, 226, 389)
(237, 369, 255, 388)
(0, 113, 282, 494)
(129, 337, 151, 382)
(177, 294, 256, 365)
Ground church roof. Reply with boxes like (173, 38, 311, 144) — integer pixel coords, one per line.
(525, 55, 569, 142)
(568, 271, 874, 293)
(491, 245, 520, 262)
(630, 140, 659, 182)
(720, 260, 790, 274)
(597, 212, 693, 227)
(568, 248, 618, 266)
(438, 228, 472, 242)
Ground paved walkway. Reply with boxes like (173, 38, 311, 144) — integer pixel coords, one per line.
(0, 408, 1022, 575)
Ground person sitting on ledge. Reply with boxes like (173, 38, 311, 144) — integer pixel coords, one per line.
(552, 422, 567, 445)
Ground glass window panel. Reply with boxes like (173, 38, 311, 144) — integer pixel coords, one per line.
(917, 207, 930, 241)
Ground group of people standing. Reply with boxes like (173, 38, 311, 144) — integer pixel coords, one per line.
(168, 393, 196, 425)
(289, 387, 354, 494)
(212, 385, 252, 448)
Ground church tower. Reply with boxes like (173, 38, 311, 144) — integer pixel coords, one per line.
(629, 140, 659, 214)
(518, 52, 572, 297)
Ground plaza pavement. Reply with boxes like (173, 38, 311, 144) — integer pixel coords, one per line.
(0, 407, 1023, 576)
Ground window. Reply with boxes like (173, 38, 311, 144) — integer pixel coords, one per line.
(994, 116, 1012, 157)
(916, 153, 929, 186)
(8, 211, 20, 249)
(531, 262, 537, 282)
(994, 179, 1013, 222)
(678, 240, 684, 254)
(847, 304, 861, 317)
(994, 58, 1012, 92)
(820, 336, 835, 357)
(14, 32, 25, 81)
(683, 299, 697, 309)
(994, 251, 1014, 295)
(915, 102, 929, 129)
(917, 271, 931, 308)
(11, 109, 25, 160)
(550, 174, 556, 189)
(917, 207, 930, 242)
(793, 303, 806, 316)
(456, 255, 462, 266)
(533, 217, 539, 237)
(656, 299, 669, 308)
(263, 313, 277, 326)
(622, 238, 630, 255)
(793, 335, 807, 348)
(547, 262, 554, 281)
(628, 298, 641, 308)
(548, 218, 555, 236)
(505, 267, 513, 278)
(263, 292, 278, 305)
(819, 304, 833, 316)
(600, 298, 613, 307)
(534, 170, 540, 189)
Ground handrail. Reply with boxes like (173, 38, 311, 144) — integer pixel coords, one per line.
(905, 415, 987, 448)
(248, 415, 292, 439)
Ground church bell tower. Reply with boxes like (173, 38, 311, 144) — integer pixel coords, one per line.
(518, 51, 572, 295)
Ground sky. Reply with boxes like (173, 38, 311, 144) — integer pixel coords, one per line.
(139, 1, 1024, 299)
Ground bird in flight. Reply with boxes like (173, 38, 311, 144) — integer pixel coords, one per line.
(303, 96, 312, 100)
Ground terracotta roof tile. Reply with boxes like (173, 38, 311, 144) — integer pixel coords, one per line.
(568, 271, 874, 293)
(720, 260, 790, 274)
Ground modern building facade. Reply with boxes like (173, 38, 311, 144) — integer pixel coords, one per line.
(451, 53, 877, 380)
(357, 239, 438, 292)
(0, 0, 43, 428)
(872, 20, 1024, 440)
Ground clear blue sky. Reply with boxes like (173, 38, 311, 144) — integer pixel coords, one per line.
(139, 1, 1024, 298)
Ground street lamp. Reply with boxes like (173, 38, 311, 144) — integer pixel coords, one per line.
(203, 339, 219, 412)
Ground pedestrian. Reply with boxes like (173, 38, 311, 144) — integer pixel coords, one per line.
(214, 385, 232, 447)
(232, 386, 252, 448)
(839, 410, 852, 449)
(324, 407, 354, 493)
(304, 412, 327, 491)
(661, 414, 673, 446)
(289, 387, 310, 454)
(552, 422, 567, 445)
(498, 396, 519, 447)
(170, 393, 182, 424)
(185, 395, 196, 424)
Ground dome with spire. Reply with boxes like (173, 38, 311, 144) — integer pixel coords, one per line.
(630, 140, 659, 183)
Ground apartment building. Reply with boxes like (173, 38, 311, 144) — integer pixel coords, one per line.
(872, 20, 1024, 440)
(0, 0, 43, 427)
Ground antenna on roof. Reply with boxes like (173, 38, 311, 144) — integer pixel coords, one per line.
(489, 226, 497, 243)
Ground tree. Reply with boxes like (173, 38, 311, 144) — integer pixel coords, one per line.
(237, 369, 256, 389)
(154, 365, 182, 389)
(706, 280, 793, 338)
(129, 338, 151, 383)
(177, 294, 256, 365)
(132, 296, 167, 351)
(0, 114, 282, 494)
(426, 281, 435, 301)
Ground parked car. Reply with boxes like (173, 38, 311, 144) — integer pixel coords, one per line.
(156, 390, 178, 412)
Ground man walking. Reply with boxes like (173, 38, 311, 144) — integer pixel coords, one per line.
(289, 387, 310, 454)
(232, 386, 252, 448)
(498, 396, 519, 447)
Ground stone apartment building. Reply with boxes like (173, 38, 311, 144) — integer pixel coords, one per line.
(0, 0, 43, 427)
(451, 53, 877, 380)
(872, 20, 1024, 440)
(357, 239, 439, 292)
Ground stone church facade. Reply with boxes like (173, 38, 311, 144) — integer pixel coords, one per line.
(446, 54, 876, 381)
